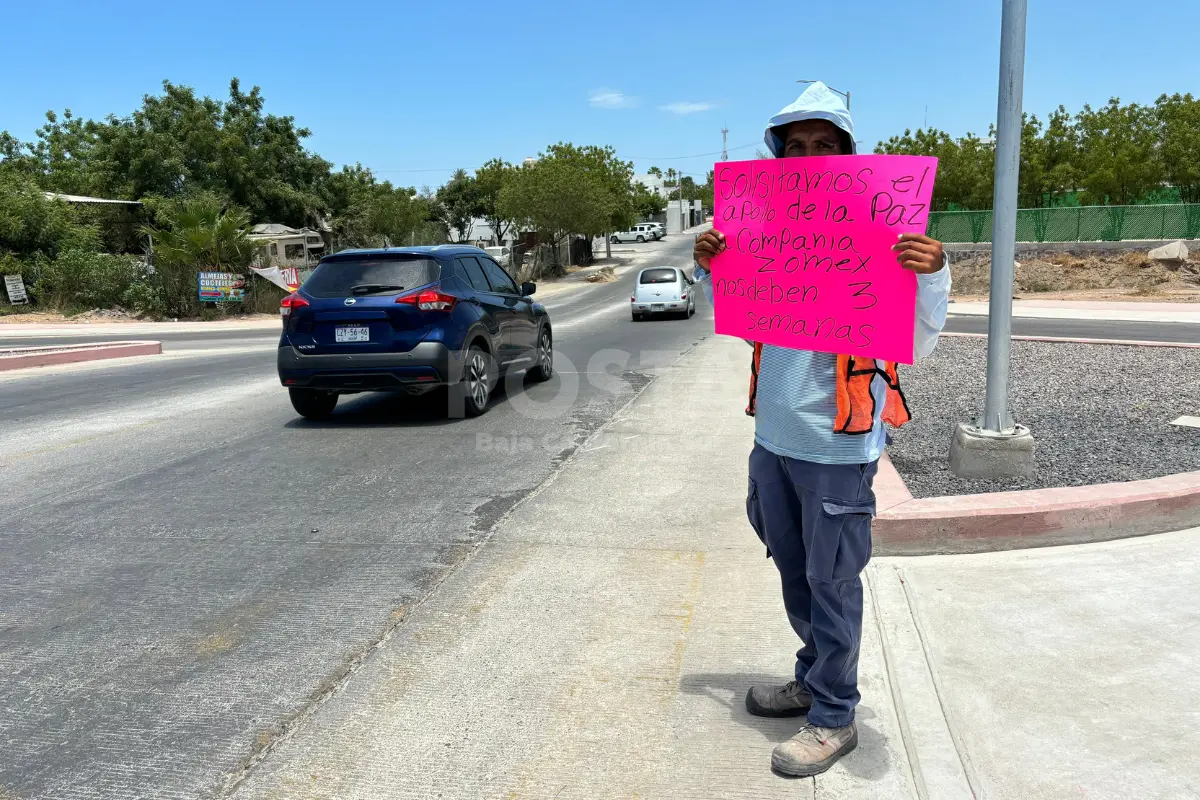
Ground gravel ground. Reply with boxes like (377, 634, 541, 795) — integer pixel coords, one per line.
(890, 337, 1200, 498)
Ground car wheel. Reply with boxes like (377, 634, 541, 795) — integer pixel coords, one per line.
(528, 328, 553, 382)
(452, 346, 496, 417)
(632, 311, 642, 322)
(636, 235, 645, 243)
(289, 388, 338, 420)
(610, 235, 620, 244)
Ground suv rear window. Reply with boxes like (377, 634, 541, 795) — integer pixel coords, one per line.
(640, 268, 677, 284)
(302, 257, 440, 298)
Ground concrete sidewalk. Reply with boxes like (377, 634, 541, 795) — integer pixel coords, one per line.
(948, 298, 1200, 324)
(227, 334, 1200, 799)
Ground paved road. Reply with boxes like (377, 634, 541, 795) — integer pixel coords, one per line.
(943, 313, 1200, 343)
(0, 236, 712, 799)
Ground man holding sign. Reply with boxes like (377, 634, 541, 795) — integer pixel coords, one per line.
(693, 82, 950, 777)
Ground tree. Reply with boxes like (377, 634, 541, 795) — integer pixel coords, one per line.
(322, 164, 446, 248)
(1156, 93, 1200, 204)
(438, 168, 481, 241)
(632, 182, 666, 218)
(3, 79, 332, 228)
(497, 143, 620, 273)
(474, 158, 518, 244)
(646, 166, 663, 178)
(143, 193, 256, 316)
(1075, 98, 1163, 206)
(875, 127, 994, 210)
(1041, 106, 1080, 206)
(0, 173, 96, 259)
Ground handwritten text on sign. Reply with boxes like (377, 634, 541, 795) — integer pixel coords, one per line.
(710, 155, 938, 364)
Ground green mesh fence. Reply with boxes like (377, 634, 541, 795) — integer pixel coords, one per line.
(927, 204, 1200, 243)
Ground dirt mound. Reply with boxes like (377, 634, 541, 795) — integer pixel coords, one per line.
(950, 248, 1200, 298)
(585, 266, 617, 283)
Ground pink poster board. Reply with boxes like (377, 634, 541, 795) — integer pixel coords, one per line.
(710, 155, 938, 364)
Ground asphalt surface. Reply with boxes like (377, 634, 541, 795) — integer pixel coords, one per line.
(0, 236, 712, 799)
(942, 313, 1200, 343)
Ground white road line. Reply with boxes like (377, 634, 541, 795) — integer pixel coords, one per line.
(548, 300, 631, 330)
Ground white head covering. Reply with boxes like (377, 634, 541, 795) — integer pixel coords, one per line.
(763, 82, 856, 156)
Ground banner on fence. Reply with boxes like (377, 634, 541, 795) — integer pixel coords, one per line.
(710, 155, 938, 363)
(249, 265, 300, 293)
(198, 272, 247, 302)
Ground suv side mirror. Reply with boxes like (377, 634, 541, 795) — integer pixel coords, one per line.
(521, 281, 537, 297)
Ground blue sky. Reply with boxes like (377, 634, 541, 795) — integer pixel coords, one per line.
(5, 0, 1198, 188)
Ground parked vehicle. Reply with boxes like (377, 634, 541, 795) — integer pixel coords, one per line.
(643, 222, 665, 238)
(484, 245, 512, 266)
(278, 246, 553, 420)
(610, 229, 650, 244)
(634, 223, 661, 241)
(631, 267, 695, 321)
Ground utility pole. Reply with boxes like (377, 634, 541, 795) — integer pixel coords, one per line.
(721, 126, 729, 161)
(949, 0, 1036, 478)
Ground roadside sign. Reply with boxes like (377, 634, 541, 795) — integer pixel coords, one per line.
(4, 275, 29, 305)
(198, 272, 246, 303)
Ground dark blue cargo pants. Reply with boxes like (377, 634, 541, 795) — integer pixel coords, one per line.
(746, 443, 878, 729)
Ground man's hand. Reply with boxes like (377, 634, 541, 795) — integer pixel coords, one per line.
(694, 229, 726, 269)
(892, 233, 945, 274)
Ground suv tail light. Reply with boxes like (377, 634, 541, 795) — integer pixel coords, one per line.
(281, 293, 309, 317)
(681, 292, 688, 299)
(397, 287, 457, 311)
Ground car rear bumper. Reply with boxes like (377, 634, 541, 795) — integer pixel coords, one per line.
(632, 301, 687, 313)
(277, 342, 461, 392)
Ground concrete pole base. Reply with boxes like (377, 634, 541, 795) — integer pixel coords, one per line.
(949, 422, 1036, 479)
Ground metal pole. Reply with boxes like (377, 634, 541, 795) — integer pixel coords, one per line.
(981, 0, 1027, 434)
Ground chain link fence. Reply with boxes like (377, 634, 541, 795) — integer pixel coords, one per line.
(928, 204, 1200, 243)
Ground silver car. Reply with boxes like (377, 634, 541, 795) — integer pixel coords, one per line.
(631, 267, 695, 321)
(611, 229, 650, 244)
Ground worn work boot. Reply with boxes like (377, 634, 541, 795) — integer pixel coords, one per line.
(745, 680, 813, 718)
(771, 722, 859, 777)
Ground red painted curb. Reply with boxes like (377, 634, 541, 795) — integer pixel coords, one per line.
(873, 460, 1200, 555)
(0, 341, 162, 371)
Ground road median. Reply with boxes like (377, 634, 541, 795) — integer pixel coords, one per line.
(0, 340, 163, 371)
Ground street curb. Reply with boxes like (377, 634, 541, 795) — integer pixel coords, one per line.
(873, 456, 1200, 555)
(0, 341, 163, 371)
(941, 331, 1200, 349)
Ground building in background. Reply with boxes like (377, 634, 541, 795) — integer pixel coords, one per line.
(665, 200, 705, 234)
(633, 174, 670, 199)
(248, 223, 326, 279)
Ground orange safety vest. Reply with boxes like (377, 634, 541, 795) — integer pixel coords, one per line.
(745, 343, 912, 435)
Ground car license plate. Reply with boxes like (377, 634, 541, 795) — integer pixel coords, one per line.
(335, 326, 370, 343)
(651, 303, 665, 311)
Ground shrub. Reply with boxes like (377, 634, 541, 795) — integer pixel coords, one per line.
(121, 280, 166, 318)
(33, 248, 144, 312)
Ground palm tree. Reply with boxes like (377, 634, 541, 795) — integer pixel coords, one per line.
(143, 194, 255, 315)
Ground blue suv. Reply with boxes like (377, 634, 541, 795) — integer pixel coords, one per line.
(277, 246, 553, 419)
